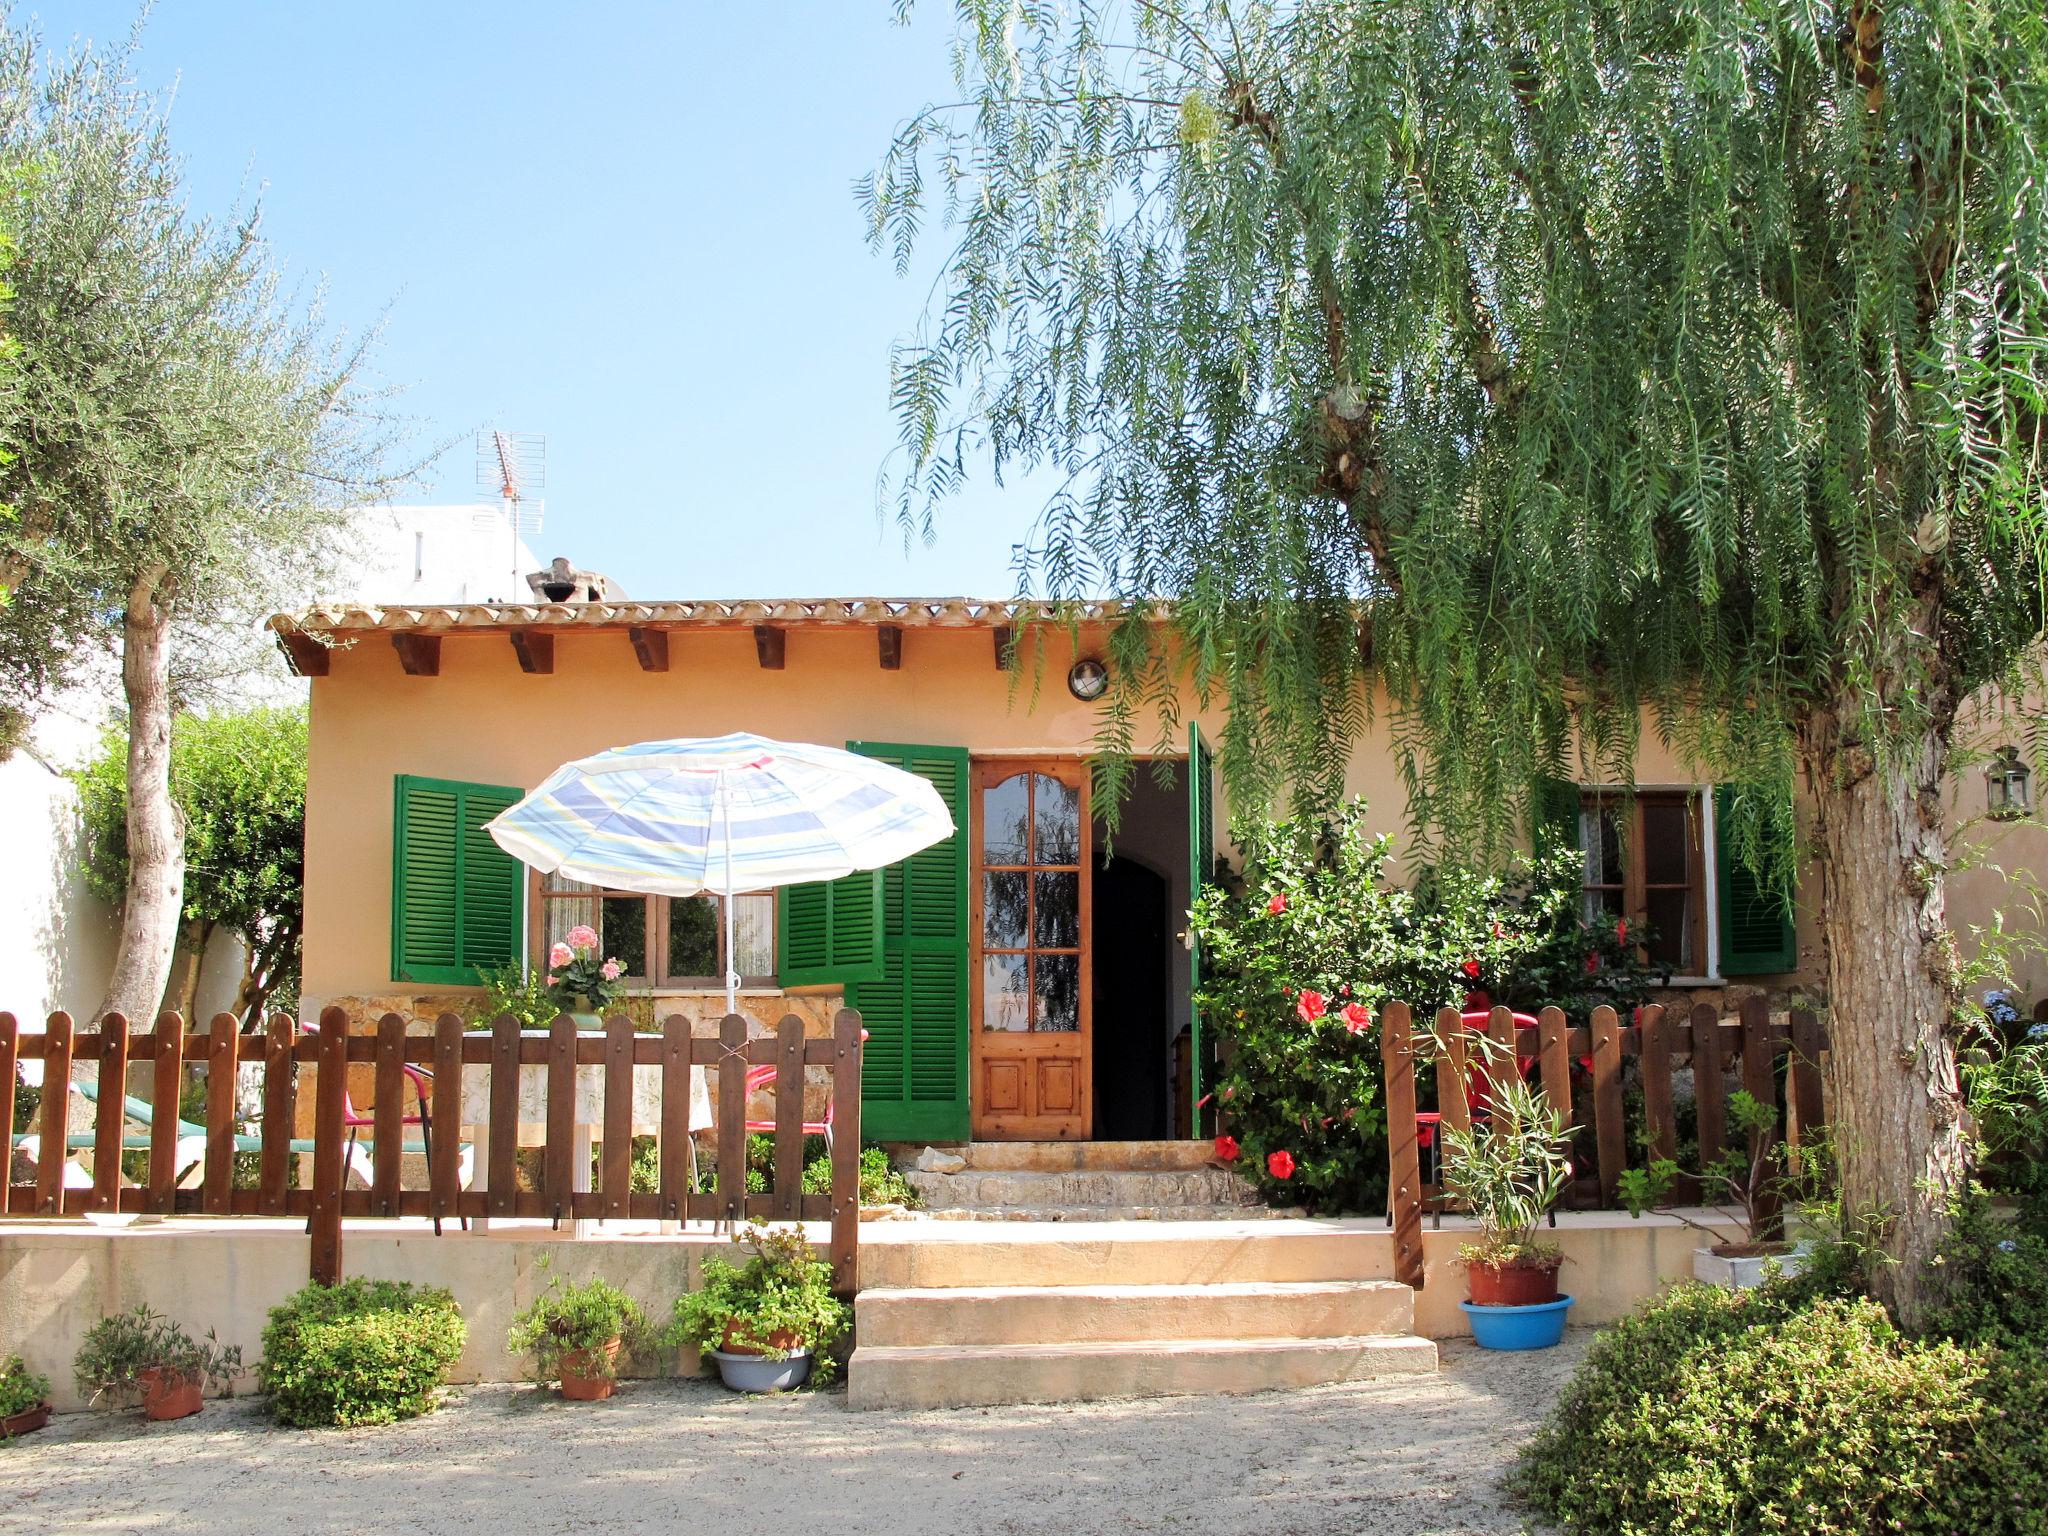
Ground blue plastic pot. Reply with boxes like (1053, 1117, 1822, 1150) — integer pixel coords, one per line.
(1461, 1294, 1574, 1350)
(709, 1348, 813, 1393)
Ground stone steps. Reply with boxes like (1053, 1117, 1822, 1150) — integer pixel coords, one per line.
(846, 1334, 1438, 1410)
(895, 1139, 1222, 1173)
(847, 1220, 1433, 1409)
(856, 1279, 1415, 1347)
(903, 1166, 1262, 1213)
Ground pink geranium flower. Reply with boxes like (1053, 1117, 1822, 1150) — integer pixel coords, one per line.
(565, 924, 600, 951)
(600, 958, 623, 981)
(548, 942, 574, 969)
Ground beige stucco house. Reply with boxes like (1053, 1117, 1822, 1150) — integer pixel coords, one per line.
(273, 592, 2046, 1146)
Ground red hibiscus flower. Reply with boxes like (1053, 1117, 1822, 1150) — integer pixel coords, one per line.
(1341, 1001, 1373, 1035)
(1295, 989, 1327, 1024)
(1492, 921, 1505, 940)
(1267, 893, 1287, 915)
(1213, 1134, 1240, 1163)
(1584, 952, 1599, 974)
(1616, 918, 1628, 944)
(1462, 958, 1482, 979)
(1267, 1149, 1296, 1180)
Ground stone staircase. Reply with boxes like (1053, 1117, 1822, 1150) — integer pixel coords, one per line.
(848, 1147, 1435, 1408)
(896, 1139, 1269, 1220)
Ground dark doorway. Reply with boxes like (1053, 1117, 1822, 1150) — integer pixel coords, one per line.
(1091, 852, 1169, 1139)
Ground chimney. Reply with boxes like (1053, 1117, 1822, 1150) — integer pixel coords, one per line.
(527, 556, 621, 603)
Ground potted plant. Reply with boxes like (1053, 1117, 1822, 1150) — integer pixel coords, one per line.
(1618, 1089, 1810, 1287)
(1440, 1071, 1577, 1348)
(0, 1355, 52, 1439)
(673, 1224, 851, 1392)
(544, 925, 625, 1023)
(73, 1305, 242, 1421)
(507, 1274, 663, 1401)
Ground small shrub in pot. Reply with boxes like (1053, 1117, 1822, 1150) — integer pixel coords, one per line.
(259, 1278, 466, 1427)
(507, 1275, 665, 1401)
(0, 1355, 53, 1438)
(73, 1305, 242, 1420)
(1441, 1070, 1575, 1306)
(673, 1224, 850, 1390)
(1617, 1090, 1813, 1287)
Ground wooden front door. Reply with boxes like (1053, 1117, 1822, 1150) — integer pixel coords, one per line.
(970, 759, 1091, 1138)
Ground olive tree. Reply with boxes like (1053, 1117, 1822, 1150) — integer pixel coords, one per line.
(868, 0, 2048, 1322)
(0, 21, 388, 1024)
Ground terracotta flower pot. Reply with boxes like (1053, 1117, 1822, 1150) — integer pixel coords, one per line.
(1, 1400, 52, 1439)
(556, 1339, 622, 1401)
(719, 1319, 803, 1357)
(1466, 1255, 1564, 1307)
(138, 1366, 203, 1422)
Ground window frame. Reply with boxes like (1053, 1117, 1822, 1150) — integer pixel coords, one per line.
(1575, 785, 1720, 983)
(527, 871, 780, 991)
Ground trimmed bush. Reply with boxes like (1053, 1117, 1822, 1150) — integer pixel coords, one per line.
(1513, 1277, 2048, 1535)
(259, 1278, 466, 1428)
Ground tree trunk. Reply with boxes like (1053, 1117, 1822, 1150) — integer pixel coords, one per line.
(100, 572, 185, 1026)
(1800, 707, 1969, 1328)
(159, 917, 212, 1023)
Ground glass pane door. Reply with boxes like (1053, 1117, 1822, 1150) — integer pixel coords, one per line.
(979, 769, 1083, 1032)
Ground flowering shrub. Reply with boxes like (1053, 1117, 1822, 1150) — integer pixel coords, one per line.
(1191, 800, 1666, 1211)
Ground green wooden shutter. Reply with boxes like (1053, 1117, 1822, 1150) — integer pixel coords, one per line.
(1533, 776, 1583, 855)
(1187, 723, 1215, 1131)
(1715, 784, 1796, 975)
(846, 742, 969, 1141)
(392, 776, 524, 985)
(775, 868, 883, 987)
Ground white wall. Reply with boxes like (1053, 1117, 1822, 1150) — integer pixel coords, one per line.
(2, 505, 541, 1058)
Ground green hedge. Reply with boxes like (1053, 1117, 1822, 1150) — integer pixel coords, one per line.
(259, 1278, 466, 1428)
(1513, 1272, 2048, 1535)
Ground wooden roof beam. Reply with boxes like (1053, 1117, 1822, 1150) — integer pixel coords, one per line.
(509, 629, 554, 674)
(754, 625, 785, 670)
(877, 623, 903, 670)
(391, 633, 441, 677)
(276, 631, 329, 678)
(628, 626, 669, 672)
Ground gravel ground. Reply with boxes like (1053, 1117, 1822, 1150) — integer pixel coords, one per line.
(0, 1336, 1582, 1536)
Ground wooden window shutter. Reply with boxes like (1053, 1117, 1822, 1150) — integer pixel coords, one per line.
(845, 742, 970, 1141)
(775, 869, 884, 987)
(1532, 776, 1583, 855)
(1714, 784, 1796, 975)
(392, 775, 525, 985)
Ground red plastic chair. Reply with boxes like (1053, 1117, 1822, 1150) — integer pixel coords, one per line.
(740, 1031, 868, 1156)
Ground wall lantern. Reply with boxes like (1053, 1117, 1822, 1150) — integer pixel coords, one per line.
(1987, 745, 2032, 820)
(1067, 657, 1109, 701)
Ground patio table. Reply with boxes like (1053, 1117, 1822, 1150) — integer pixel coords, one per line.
(460, 1031, 713, 1238)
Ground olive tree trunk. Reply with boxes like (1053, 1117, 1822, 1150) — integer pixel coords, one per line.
(1800, 706, 1969, 1328)
(99, 570, 185, 1026)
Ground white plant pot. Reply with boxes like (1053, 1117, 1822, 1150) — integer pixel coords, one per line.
(1692, 1244, 1807, 1289)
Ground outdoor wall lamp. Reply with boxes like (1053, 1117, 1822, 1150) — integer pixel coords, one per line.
(1987, 745, 2032, 820)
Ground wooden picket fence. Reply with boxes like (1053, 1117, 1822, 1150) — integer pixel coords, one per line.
(1378, 997, 1828, 1288)
(0, 1005, 865, 1292)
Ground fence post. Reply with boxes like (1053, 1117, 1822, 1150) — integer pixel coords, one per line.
(0, 1012, 16, 1216)
(1590, 1005, 1625, 1207)
(202, 1013, 240, 1214)
(829, 1009, 862, 1294)
(1639, 1003, 1676, 1168)
(1537, 1006, 1574, 1208)
(602, 1014, 634, 1221)
(36, 1012, 73, 1217)
(431, 1014, 464, 1225)
(93, 1013, 130, 1214)
(1788, 1007, 1827, 1149)
(658, 1014, 692, 1223)
(309, 1005, 349, 1285)
(717, 1013, 747, 1228)
(1381, 1002, 1425, 1289)
(259, 1014, 297, 1213)
(370, 1014, 406, 1218)
(148, 1011, 184, 1215)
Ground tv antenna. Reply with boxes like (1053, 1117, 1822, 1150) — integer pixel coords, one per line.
(476, 430, 546, 594)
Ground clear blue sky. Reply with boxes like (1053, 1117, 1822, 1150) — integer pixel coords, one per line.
(42, 1, 1045, 598)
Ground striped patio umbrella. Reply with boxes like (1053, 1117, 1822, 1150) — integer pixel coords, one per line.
(485, 732, 953, 1010)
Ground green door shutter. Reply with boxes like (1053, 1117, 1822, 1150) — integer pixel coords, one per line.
(775, 869, 883, 987)
(846, 742, 970, 1142)
(1187, 723, 1215, 1133)
(1715, 785, 1796, 975)
(392, 776, 525, 985)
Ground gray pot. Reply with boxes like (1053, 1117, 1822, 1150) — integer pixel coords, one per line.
(709, 1348, 813, 1393)
(1692, 1243, 1808, 1289)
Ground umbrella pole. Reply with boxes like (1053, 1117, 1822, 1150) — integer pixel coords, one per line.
(721, 768, 737, 1017)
